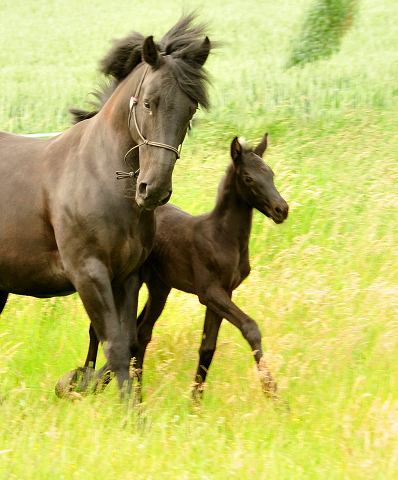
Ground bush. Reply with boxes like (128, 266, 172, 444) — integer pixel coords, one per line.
(288, 0, 358, 67)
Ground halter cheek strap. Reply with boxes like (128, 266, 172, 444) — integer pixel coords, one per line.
(116, 65, 181, 181)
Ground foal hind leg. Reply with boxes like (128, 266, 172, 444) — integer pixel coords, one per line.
(0, 291, 9, 315)
(134, 275, 171, 398)
(192, 307, 222, 402)
(201, 285, 276, 396)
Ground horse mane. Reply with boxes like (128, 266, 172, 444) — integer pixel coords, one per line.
(70, 13, 213, 124)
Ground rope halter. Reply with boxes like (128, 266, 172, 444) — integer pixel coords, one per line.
(116, 65, 181, 180)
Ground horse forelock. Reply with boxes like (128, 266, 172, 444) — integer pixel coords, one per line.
(101, 14, 212, 106)
(158, 14, 212, 109)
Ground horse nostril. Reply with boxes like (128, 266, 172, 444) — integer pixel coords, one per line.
(275, 206, 282, 215)
(138, 182, 148, 198)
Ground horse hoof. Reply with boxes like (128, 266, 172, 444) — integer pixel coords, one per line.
(55, 367, 114, 399)
(55, 368, 83, 399)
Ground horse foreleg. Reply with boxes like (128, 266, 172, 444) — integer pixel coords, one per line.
(72, 260, 134, 397)
(192, 307, 223, 402)
(84, 324, 100, 369)
(0, 291, 8, 315)
(84, 324, 114, 394)
(201, 286, 276, 397)
(56, 324, 114, 398)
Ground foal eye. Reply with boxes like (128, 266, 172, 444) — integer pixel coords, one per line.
(143, 101, 150, 110)
(244, 176, 252, 183)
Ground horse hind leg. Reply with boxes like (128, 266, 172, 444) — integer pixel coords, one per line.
(0, 291, 9, 315)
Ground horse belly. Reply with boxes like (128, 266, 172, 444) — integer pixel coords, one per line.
(0, 207, 73, 296)
(0, 247, 73, 297)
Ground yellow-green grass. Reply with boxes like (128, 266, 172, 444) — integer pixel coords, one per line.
(1, 0, 398, 478)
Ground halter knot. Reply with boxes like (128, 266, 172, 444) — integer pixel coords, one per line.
(116, 169, 140, 180)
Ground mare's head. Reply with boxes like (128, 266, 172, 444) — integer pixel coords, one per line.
(230, 134, 289, 224)
(73, 14, 212, 210)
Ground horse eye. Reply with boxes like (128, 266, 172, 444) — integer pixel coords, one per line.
(244, 176, 252, 183)
(143, 101, 150, 110)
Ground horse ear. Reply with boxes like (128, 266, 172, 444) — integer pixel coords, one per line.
(175, 36, 211, 68)
(196, 37, 211, 67)
(142, 36, 162, 69)
(253, 133, 268, 158)
(231, 137, 243, 165)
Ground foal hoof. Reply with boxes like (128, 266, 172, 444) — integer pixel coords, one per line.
(191, 383, 205, 405)
(55, 367, 114, 399)
(258, 356, 277, 398)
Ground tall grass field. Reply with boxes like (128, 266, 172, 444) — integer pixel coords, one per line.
(1, 0, 398, 478)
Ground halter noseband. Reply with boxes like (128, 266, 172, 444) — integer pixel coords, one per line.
(116, 65, 181, 180)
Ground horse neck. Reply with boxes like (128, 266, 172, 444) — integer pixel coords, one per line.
(211, 164, 253, 248)
(95, 66, 146, 157)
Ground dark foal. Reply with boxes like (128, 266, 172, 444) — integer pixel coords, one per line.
(67, 133, 288, 399)
(138, 133, 288, 398)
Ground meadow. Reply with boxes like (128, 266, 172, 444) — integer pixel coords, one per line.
(1, 0, 398, 478)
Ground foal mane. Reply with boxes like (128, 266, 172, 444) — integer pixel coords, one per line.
(70, 13, 213, 124)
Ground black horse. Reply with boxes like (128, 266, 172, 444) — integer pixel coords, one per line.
(58, 133, 289, 400)
(0, 14, 212, 398)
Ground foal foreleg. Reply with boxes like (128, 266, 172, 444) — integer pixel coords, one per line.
(202, 286, 276, 396)
(193, 308, 222, 401)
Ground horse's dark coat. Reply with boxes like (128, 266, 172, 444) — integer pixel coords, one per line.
(72, 134, 289, 399)
(0, 14, 212, 396)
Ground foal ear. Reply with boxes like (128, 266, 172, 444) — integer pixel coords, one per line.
(231, 137, 243, 165)
(142, 36, 162, 69)
(253, 132, 268, 158)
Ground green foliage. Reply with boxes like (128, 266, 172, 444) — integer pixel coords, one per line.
(288, 0, 358, 67)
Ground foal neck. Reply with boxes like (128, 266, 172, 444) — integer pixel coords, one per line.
(212, 163, 253, 242)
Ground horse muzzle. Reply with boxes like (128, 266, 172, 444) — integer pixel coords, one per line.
(136, 183, 172, 210)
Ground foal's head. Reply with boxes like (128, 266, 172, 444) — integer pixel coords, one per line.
(230, 134, 289, 224)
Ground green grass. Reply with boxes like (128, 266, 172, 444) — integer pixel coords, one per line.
(1, 0, 398, 478)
